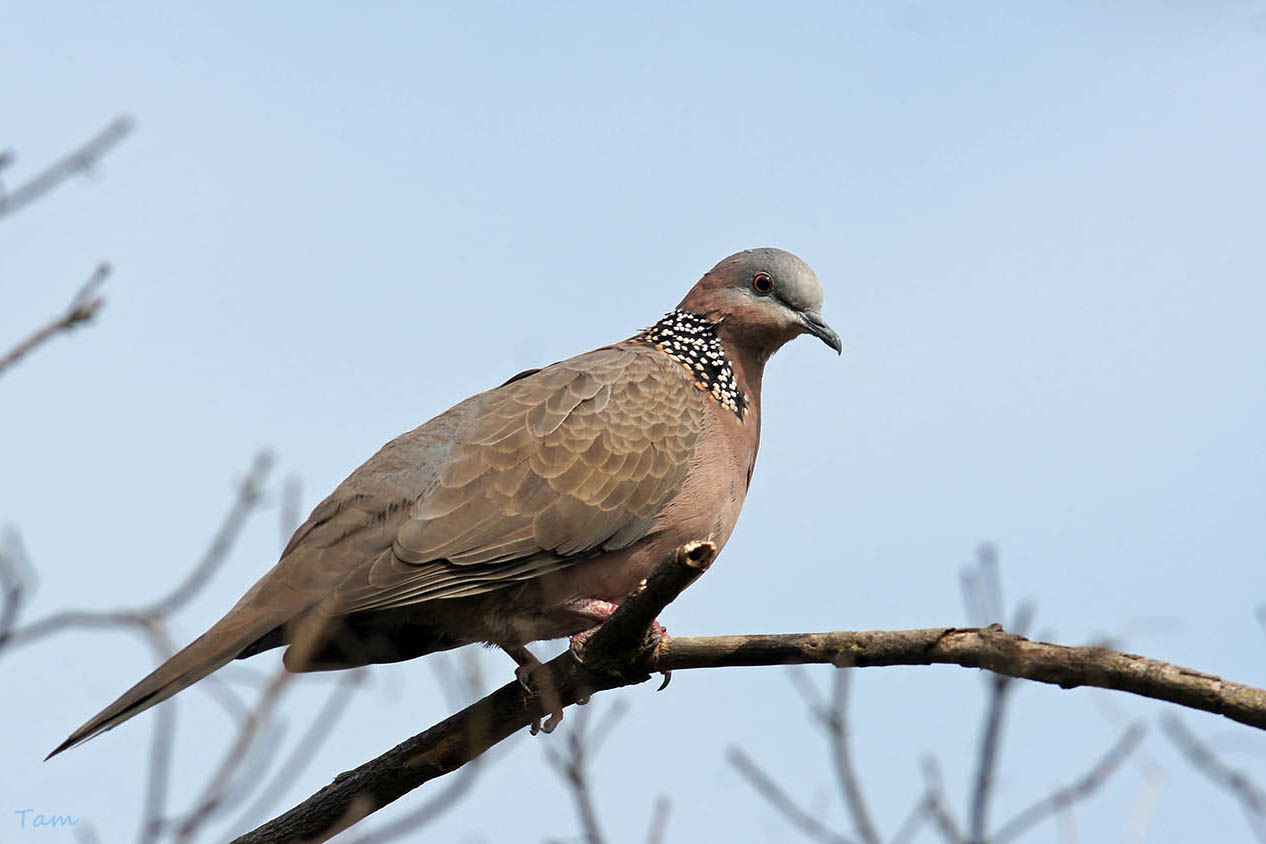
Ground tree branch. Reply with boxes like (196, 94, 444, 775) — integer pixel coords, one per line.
(229, 567, 1266, 844)
(655, 627, 1266, 731)
(0, 116, 133, 219)
(992, 723, 1145, 843)
(232, 539, 718, 844)
(1162, 715, 1266, 842)
(0, 263, 110, 378)
(727, 747, 855, 844)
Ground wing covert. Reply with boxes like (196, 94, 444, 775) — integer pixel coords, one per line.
(333, 347, 703, 613)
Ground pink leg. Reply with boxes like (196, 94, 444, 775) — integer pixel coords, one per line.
(565, 598, 671, 695)
(563, 598, 668, 648)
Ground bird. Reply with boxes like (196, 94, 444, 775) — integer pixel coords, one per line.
(49, 247, 840, 758)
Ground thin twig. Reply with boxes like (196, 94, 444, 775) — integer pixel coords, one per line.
(342, 654, 489, 844)
(230, 670, 367, 829)
(967, 671, 1015, 844)
(888, 794, 931, 844)
(0, 116, 133, 219)
(1, 451, 274, 653)
(965, 602, 1033, 843)
(344, 756, 483, 844)
(645, 797, 671, 844)
(993, 723, 1146, 843)
(140, 451, 275, 618)
(0, 263, 110, 378)
(1162, 716, 1266, 842)
(0, 529, 33, 643)
(920, 756, 963, 844)
(823, 668, 881, 844)
(728, 747, 856, 844)
(136, 625, 178, 844)
(173, 664, 295, 842)
(546, 703, 629, 844)
(279, 475, 302, 550)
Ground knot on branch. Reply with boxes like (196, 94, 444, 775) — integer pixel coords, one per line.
(571, 540, 716, 683)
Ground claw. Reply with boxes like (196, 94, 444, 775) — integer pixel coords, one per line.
(657, 671, 672, 691)
(503, 645, 564, 734)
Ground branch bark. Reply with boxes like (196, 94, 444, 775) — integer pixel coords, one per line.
(234, 556, 1266, 843)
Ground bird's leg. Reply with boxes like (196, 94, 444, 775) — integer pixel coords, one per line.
(564, 597, 669, 648)
(503, 645, 564, 735)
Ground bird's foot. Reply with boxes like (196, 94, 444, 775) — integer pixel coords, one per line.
(566, 597, 670, 677)
(568, 617, 669, 651)
(503, 645, 564, 734)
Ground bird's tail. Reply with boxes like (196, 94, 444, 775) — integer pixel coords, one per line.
(46, 619, 278, 760)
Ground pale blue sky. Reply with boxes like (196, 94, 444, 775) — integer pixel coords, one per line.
(3, 3, 1265, 842)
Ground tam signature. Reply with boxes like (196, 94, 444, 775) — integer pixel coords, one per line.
(14, 810, 80, 829)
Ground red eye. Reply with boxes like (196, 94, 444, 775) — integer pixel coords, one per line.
(752, 272, 774, 295)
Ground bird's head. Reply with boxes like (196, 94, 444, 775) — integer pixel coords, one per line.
(678, 247, 841, 359)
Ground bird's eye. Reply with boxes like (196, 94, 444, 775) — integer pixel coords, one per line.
(752, 272, 774, 295)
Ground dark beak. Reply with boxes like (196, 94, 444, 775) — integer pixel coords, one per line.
(800, 311, 842, 354)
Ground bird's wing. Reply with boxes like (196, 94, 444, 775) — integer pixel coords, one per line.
(322, 346, 705, 613)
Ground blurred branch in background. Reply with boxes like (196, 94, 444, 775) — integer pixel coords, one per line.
(961, 544, 1034, 844)
(919, 756, 963, 844)
(727, 746, 853, 844)
(990, 724, 1144, 843)
(0, 262, 110, 378)
(1162, 716, 1266, 842)
(0, 528, 34, 645)
(0, 451, 274, 656)
(0, 452, 293, 844)
(0, 115, 133, 220)
(783, 664, 879, 844)
(544, 700, 631, 844)
(728, 549, 1155, 844)
(1, 117, 133, 377)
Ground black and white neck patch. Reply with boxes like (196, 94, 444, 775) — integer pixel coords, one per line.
(637, 309, 746, 418)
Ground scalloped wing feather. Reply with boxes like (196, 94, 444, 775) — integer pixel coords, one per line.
(330, 346, 705, 614)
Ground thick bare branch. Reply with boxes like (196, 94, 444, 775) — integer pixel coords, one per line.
(232, 618, 1266, 843)
(656, 627, 1266, 732)
(232, 540, 718, 844)
(231, 539, 1266, 844)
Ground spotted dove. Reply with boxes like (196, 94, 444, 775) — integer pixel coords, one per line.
(50, 247, 840, 757)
